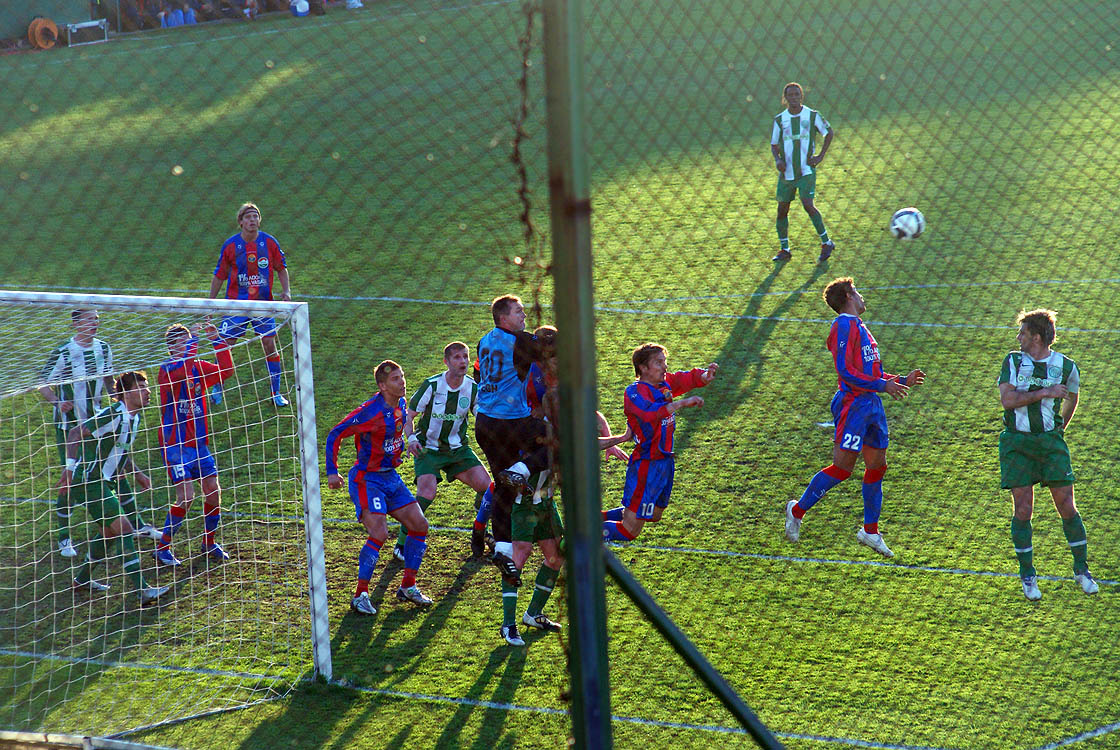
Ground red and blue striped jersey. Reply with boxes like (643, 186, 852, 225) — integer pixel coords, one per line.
(827, 314, 899, 396)
(526, 363, 549, 413)
(158, 342, 234, 449)
(325, 393, 408, 475)
(624, 369, 707, 460)
(213, 232, 286, 301)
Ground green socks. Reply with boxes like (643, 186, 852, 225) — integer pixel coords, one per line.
(776, 217, 789, 250)
(119, 534, 147, 590)
(74, 533, 110, 584)
(1011, 517, 1035, 578)
(397, 495, 434, 548)
(118, 493, 147, 530)
(526, 563, 560, 617)
(56, 492, 71, 544)
(501, 580, 519, 627)
(1061, 513, 1089, 574)
(810, 211, 829, 243)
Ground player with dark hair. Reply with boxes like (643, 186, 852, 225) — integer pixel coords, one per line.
(154, 323, 235, 566)
(770, 81, 836, 263)
(393, 341, 492, 562)
(60, 371, 171, 606)
(39, 309, 119, 557)
(474, 295, 548, 587)
(497, 328, 632, 645)
(209, 202, 292, 407)
(601, 343, 718, 542)
(999, 309, 1097, 600)
(784, 277, 924, 557)
(326, 360, 433, 616)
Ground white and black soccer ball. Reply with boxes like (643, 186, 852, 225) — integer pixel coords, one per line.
(290, 0, 309, 16)
(889, 207, 925, 239)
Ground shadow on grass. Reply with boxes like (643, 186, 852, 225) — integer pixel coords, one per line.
(673, 261, 830, 456)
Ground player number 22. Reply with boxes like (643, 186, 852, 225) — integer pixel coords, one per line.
(840, 433, 862, 451)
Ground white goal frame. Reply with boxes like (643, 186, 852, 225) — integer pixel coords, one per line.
(0, 289, 332, 682)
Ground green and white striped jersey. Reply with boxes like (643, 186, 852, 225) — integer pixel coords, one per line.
(77, 400, 140, 484)
(40, 337, 113, 429)
(998, 350, 1079, 433)
(771, 107, 830, 181)
(409, 372, 478, 452)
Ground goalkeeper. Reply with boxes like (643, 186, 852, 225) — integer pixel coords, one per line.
(60, 371, 171, 607)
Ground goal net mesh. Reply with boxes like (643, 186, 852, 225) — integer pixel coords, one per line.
(0, 295, 313, 737)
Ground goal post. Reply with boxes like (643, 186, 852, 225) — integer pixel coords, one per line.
(0, 289, 330, 738)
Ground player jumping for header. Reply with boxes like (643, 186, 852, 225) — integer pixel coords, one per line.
(784, 277, 925, 557)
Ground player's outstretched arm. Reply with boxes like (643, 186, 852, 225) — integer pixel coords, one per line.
(598, 425, 633, 453)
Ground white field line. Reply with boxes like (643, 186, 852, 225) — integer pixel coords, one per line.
(0, 648, 284, 682)
(3, 495, 1117, 587)
(5, 283, 1119, 333)
(599, 278, 1120, 307)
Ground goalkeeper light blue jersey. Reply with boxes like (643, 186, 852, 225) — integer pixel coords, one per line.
(476, 327, 530, 419)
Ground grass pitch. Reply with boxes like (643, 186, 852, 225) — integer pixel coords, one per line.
(1, 0, 1119, 747)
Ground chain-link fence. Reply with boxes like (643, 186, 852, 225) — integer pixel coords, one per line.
(2, 0, 1118, 747)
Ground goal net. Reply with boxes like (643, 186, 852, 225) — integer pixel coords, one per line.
(0, 290, 330, 739)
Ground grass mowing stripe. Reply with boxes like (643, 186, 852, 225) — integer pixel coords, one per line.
(7, 496, 1116, 587)
(8, 285, 1120, 334)
(0, 648, 284, 682)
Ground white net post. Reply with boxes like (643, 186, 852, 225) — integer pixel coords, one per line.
(289, 303, 331, 682)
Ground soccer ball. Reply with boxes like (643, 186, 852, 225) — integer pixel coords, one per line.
(290, 0, 309, 16)
(889, 207, 925, 239)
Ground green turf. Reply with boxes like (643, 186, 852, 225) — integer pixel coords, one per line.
(2, 0, 1120, 747)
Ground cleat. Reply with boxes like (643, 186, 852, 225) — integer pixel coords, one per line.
(209, 383, 223, 405)
(491, 551, 521, 588)
(470, 528, 486, 559)
(345, 0, 362, 7)
(154, 548, 182, 567)
(396, 585, 433, 606)
(499, 623, 525, 646)
(1074, 570, 1099, 595)
(485, 533, 496, 554)
(350, 591, 376, 615)
(140, 585, 171, 607)
(856, 529, 894, 558)
(58, 539, 78, 558)
(772, 249, 792, 262)
(135, 524, 162, 541)
(818, 241, 835, 262)
(204, 543, 230, 562)
(497, 468, 528, 493)
(784, 500, 801, 542)
(392, 543, 405, 563)
(73, 577, 110, 593)
(522, 611, 561, 632)
(1021, 575, 1041, 601)
(272, 393, 290, 408)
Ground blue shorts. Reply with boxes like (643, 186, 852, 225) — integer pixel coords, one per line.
(164, 444, 218, 483)
(622, 457, 675, 520)
(219, 316, 277, 340)
(831, 391, 889, 452)
(348, 467, 415, 518)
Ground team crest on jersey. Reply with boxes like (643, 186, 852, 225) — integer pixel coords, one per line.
(248, 253, 257, 263)
(393, 408, 403, 420)
(458, 397, 471, 408)
(1047, 365, 1062, 380)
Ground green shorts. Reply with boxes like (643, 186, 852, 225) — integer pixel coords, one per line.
(412, 444, 483, 484)
(70, 479, 122, 526)
(999, 430, 1075, 489)
(511, 496, 564, 544)
(776, 172, 816, 203)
